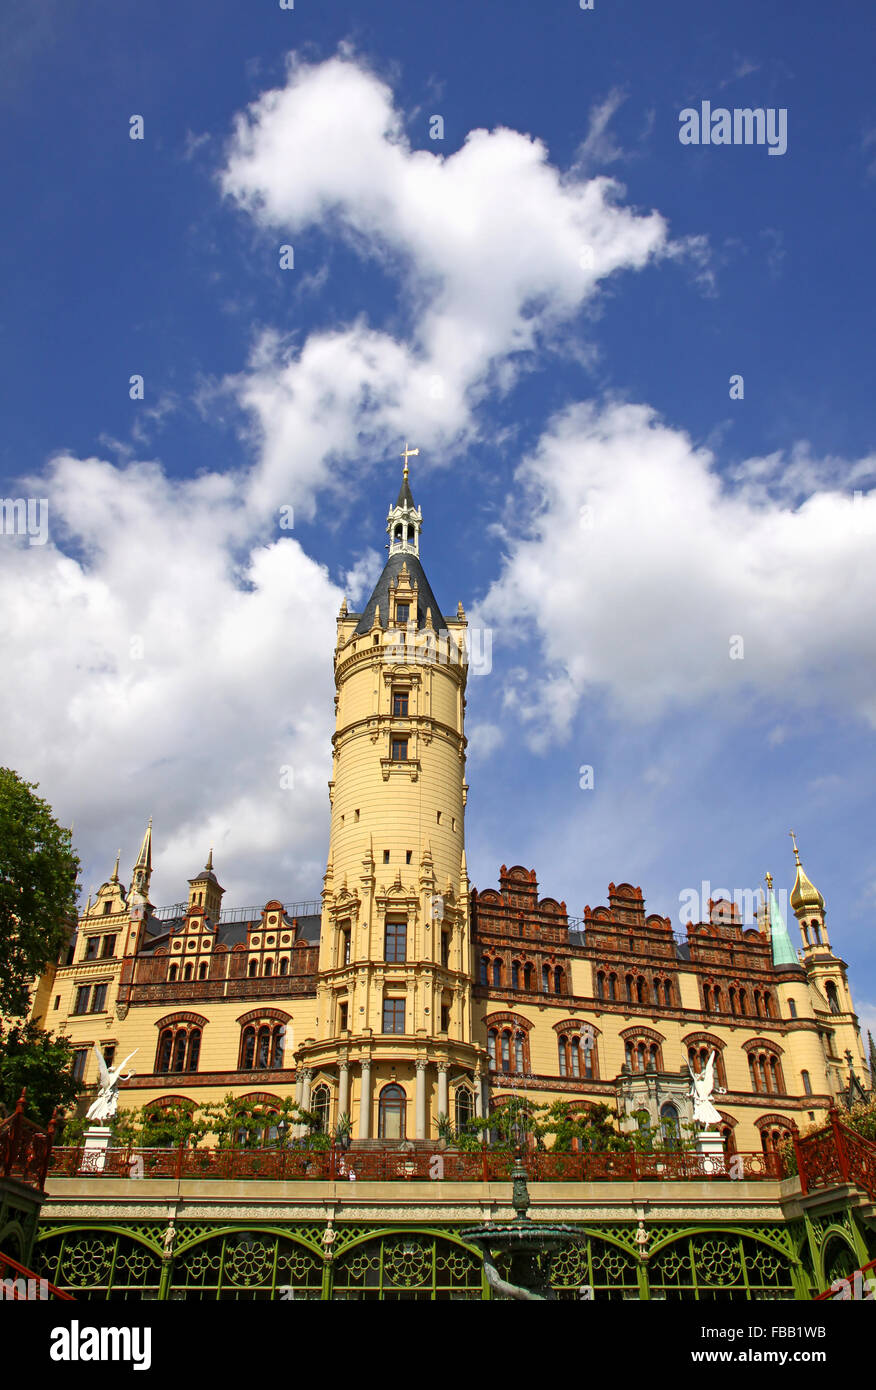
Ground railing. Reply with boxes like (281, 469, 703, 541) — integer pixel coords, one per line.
(0, 1249, 73, 1300)
(794, 1107, 876, 1201)
(46, 1143, 782, 1184)
(0, 1091, 56, 1192)
(814, 1255, 876, 1300)
(149, 900, 321, 923)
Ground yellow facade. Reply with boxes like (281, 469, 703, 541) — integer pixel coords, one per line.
(21, 465, 873, 1155)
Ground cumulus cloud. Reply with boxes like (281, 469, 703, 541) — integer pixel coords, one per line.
(221, 51, 668, 516)
(476, 401, 876, 742)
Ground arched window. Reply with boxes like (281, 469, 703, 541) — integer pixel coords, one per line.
(488, 1029, 498, 1069)
(511, 961, 520, 989)
(664, 979, 673, 1007)
(763, 992, 773, 1018)
(811, 920, 822, 944)
(825, 981, 841, 1015)
(514, 1032, 525, 1073)
(637, 1042, 647, 1072)
(541, 965, 550, 994)
(703, 984, 712, 1011)
(558, 1036, 568, 1077)
(172, 1032, 187, 1072)
(168, 964, 179, 983)
(660, 1102, 680, 1149)
(186, 1029, 201, 1071)
(157, 1030, 173, 1072)
(802, 1070, 812, 1096)
(636, 978, 646, 1006)
(625, 974, 634, 1003)
(256, 1026, 270, 1069)
(311, 1084, 330, 1133)
(183, 963, 193, 981)
(271, 1025, 285, 1068)
(500, 1033, 510, 1072)
(248, 960, 258, 978)
(608, 974, 617, 1001)
(264, 958, 273, 977)
(378, 1084, 406, 1140)
(570, 1038, 581, 1077)
(596, 971, 605, 1000)
(198, 961, 208, 980)
(719, 1123, 736, 1156)
(554, 967, 564, 994)
(455, 1086, 474, 1132)
(480, 957, 489, 986)
(649, 1043, 658, 1070)
(729, 987, 738, 1015)
(754, 989, 762, 1017)
(279, 957, 289, 976)
(523, 962, 534, 991)
(492, 959, 502, 988)
(240, 1026, 256, 1069)
(738, 990, 747, 1016)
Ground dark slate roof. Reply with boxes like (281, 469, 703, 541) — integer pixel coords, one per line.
(293, 914, 321, 943)
(396, 474, 416, 510)
(137, 912, 321, 953)
(353, 552, 447, 635)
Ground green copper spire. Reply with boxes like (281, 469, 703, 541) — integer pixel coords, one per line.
(766, 872, 798, 967)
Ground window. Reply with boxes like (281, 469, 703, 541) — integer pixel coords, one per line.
(248, 960, 258, 977)
(441, 931, 451, 968)
(83, 937, 100, 961)
(198, 961, 208, 980)
(500, 1033, 510, 1072)
(102, 1045, 116, 1069)
(73, 985, 90, 1015)
(541, 965, 550, 994)
(492, 959, 502, 987)
(168, 964, 179, 982)
(264, 959, 273, 977)
(515, 1033, 524, 1072)
(157, 1025, 202, 1074)
(395, 604, 410, 624)
(455, 1087, 474, 1132)
(391, 737, 408, 762)
(311, 1085, 331, 1133)
(480, 957, 489, 986)
(279, 957, 289, 975)
(554, 967, 564, 994)
(511, 961, 520, 989)
(660, 1102, 680, 1150)
(385, 919, 407, 963)
(383, 850, 390, 864)
(383, 998, 406, 1033)
(378, 1084, 406, 1140)
(802, 1070, 812, 1096)
(405, 849, 412, 864)
(825, 981, 841, 1015)
(183, 963, 193, 982)
(392, 690, 409, 716)
(558, 1036, 568, 1077)
(440, 1001, 451, 1032)
(100, 934, 117, 959)
(788, 998, 797, 1018)
(488, 1029, 498, 1068)
(53, 995, 60, 1010)
(338, 924, 351, 966)
(338, 1000, 349, 1032)
(72, 1049, 88, 1083)
(596, 971, 605, 1000)
(73, 982, 109, 1014)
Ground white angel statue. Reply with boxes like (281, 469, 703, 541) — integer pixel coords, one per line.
(85, 1044, 138, 1123)
(687, 1048, 724, 1130)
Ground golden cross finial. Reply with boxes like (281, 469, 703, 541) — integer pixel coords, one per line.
(765, 870, 773, 893)
(789, 829, 801, 866)
(400, 441, 419, 479)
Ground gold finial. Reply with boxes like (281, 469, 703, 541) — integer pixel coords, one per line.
(789, 828, 801, 866)
(765, 871, 773, 893)
(205, 847, 214, 872)
(400, 441, 419, 479)
(110, 849, 121, 883)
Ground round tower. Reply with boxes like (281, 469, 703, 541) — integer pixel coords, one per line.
(297, 453, 484, 1142)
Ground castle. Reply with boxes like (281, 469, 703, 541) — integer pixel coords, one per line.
(29, 458, 872, 1156)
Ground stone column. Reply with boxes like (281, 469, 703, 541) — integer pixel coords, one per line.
(359, 1058, 372, 1139)
(297, 1067, 312, 1138)
(474, 1066, 484, 1118)
(437, 1061, 449, 1121)
(338, 1056, 350, 1119)
(415, 1059, 428, 1140)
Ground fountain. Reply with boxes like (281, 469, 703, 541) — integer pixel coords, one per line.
(462, 1148, 588, 1300)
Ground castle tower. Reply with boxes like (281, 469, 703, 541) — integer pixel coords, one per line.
(788, 832, 870, 1095)
(187, 848, 224, 923)
(299, 451, 483, 1141)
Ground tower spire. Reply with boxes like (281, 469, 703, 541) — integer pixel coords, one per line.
(130, 817, 153, 902)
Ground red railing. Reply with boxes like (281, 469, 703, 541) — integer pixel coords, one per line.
(814, 1256, 876, 1300)
(794, 1108, 876, 1201)
(0, 1249, 73, 1300)
(45, 1143, 782, 1183)
(0, 1091, 56, 1192)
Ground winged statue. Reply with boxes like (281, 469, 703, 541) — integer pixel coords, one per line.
(687, 1048, 724, 1130)
(85, 1044, 138, 1124)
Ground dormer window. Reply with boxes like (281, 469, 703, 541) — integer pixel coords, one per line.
(396, 603, 410, 624)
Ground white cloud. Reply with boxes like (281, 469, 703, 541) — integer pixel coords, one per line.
(477, 400, 876, 742)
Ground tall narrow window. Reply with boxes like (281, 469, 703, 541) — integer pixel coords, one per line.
(802, 1070, 812, 1096)
(271, 1025, 285, 1068)
(378, 1084, 406, 1140)
(241, 1027, 255, 1069)
(492, 959, 502, 987)
(501, 1032, 510, 1072)
(385, 919, 407, 963)
(187, 1029, 201, 1071)
(511, 961, 520, 989)
(558, 1037, 568, 1077)
(515, 1032, 524, 1072)
(91, 983, 108, 1013)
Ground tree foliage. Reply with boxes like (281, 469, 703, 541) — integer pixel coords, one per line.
(0, 1021, 81, 1124)
(0, 768, 80, 1016)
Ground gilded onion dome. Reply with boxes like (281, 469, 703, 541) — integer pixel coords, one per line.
(789, 830, 824, 915)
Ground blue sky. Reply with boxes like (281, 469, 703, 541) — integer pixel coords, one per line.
(1, 1, 875, 1035)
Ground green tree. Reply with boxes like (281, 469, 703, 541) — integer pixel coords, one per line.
(0, 1021, 80, 1124)
(0, 768, 80, 1016)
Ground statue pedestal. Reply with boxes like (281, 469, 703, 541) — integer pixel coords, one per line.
(695, 1129, 727, 1176)
(80, 1125, 113, 1174)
